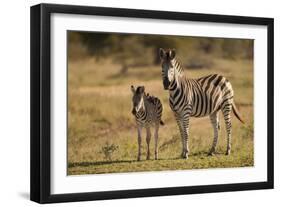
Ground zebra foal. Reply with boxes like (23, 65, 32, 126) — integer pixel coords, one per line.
(159, 48, 244, 159)
(131, 85, 164, 161)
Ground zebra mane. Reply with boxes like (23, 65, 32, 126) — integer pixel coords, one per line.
(145, 93, 158, 105)
(172, 58, 184, 74)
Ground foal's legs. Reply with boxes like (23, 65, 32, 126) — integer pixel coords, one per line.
(137, 126, 142, 161)
(146, 126, 151, 160)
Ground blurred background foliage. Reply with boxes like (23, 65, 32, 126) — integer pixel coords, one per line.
(67, 31, 254, 174)
(68, 31, 253, 74)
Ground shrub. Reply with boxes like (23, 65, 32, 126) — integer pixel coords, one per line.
(99, 142, 119, 161)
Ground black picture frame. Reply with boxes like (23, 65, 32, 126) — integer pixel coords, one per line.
(30, 3, 274, 204)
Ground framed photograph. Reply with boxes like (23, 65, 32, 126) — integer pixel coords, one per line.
(30, 3, 274, 203)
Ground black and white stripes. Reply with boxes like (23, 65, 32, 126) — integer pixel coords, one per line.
(131, 85, 164, 161)
(160, 48, 244, 159)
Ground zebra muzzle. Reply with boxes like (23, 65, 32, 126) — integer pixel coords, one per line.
(163, 78, 170, 90)
(131, 108, 136, 115)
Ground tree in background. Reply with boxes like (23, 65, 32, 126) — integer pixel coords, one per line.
(142, 36, 178, 64)
(222, 39, 253, 59)
(111, 36, 154, 74)
(68, 31, 254, 73)
(77, 33, 175, 74)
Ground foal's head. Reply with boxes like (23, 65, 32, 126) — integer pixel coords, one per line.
(130, 85, 146, 115)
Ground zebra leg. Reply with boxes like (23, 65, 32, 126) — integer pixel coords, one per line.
(137, 126, 142, 161)
(176, 119, 185, 158)
(182, 117, 190, 159)
(154, 123, 159, 160)
(208, 112, 219, 156)
(176, 116, 190, 159)
(146, 126, 151, 160)
(222, 104, 232, 155)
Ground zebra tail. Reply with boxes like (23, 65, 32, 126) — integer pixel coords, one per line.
(160, 120, 165, 126)
(232, 102, 245, 124)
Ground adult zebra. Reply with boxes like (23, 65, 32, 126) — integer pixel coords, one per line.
(159, 48, 244, 159)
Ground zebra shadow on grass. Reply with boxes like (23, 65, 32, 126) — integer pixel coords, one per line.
(68, 135, 227, 169)
(68, 153, 224, 169)
(68, 160, 136, 168)
(68, 157, 181, 168)
(68, 157, 185, 168)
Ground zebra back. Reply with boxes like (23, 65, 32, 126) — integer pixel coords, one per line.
(133, 89, 164, 126)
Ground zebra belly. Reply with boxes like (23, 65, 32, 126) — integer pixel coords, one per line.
(135, 113, 159, 127)
(136, 120, 158, 127)
(191, 89, 223, 117)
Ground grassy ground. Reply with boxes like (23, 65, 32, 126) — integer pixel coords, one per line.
(67, 57, 254, 175)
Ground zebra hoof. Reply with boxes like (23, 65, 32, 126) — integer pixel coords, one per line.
(146, 156, 150, 160)
(154, 152, 158, 160)
(208, 152, 215, 156)
(137, 157, 141, 161)
(208, 148, 216, 156)
(225, 150, 231, 155)
(181, 153, 189, 159)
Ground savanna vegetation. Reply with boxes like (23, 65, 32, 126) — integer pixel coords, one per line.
(67, 31, 254, 175)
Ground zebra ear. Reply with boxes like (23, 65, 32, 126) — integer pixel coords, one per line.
(131, 85, 135, 93)
(169, 49, 176, 60)
(159, 48, 166, 60)
(139, 86, 145, 94)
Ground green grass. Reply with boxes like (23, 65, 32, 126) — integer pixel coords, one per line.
(67, 57, 254, 175)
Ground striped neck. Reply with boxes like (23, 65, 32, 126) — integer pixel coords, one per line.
(136, 95, 147, 115)
(135, 103, 147, 120)
(172, 58, 184, 74)
(169, 59, 185, 91)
